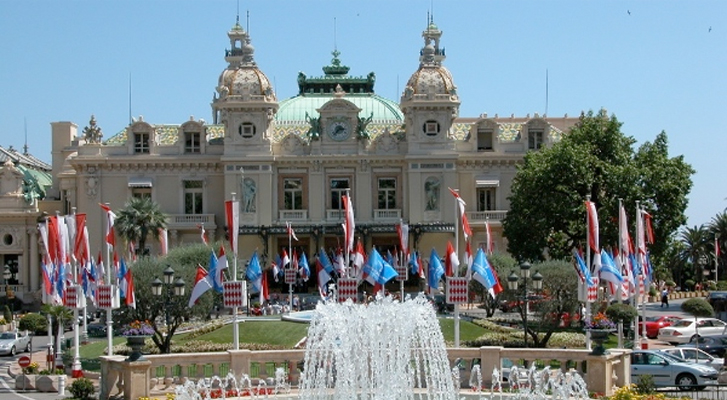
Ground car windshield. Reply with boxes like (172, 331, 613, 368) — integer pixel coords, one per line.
(0, 333, 15, 339)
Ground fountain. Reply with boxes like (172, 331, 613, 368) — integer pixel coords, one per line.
(298, 295, 456, 400)
(173, 294, 591, 400)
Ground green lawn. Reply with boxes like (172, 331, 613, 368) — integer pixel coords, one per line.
(79, 317, 488, 358)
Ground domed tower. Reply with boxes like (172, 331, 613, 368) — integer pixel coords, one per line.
(400, 17, 460, 153)
(212, 17, 278, 155)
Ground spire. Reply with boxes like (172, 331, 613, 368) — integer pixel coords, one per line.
(420, 14, 445, 66)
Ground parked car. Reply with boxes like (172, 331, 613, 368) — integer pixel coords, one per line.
(706, 291, 727, 308)
(661, 348, 725, 370)
(657, 318, 727, 344)
(631, 350, 719, 390)
(639, 315, 681, 339)
(677, 335, 727, 357)
(0, 331, 32, 356)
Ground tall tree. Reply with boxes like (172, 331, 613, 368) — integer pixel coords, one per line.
(504, 110, 693, 261)
(117, 244, 215, 354)
(114, 197, 167, 256)
(678, 225, 709, 284)
(709, 211, 727, 280)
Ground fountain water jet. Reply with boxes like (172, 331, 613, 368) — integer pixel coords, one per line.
(298, 295, 457, 400)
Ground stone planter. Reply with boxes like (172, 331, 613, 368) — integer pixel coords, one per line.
(35, 375, 63, 392)
(125, 336, 150, 362)
(588, 329, 614, 356)
(15, 374, 36, 390)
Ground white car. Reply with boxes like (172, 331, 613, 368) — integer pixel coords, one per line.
(657, 318, 727, 344)
(631, 350, 719, 390)
(660, 348, 725, 370)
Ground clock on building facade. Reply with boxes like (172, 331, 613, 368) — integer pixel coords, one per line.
(327, 118, 351, 141)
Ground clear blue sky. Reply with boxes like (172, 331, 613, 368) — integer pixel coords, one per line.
(1, 1, 724, 228)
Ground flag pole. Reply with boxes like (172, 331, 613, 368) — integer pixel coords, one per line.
(636, 201, 644, 350)
(452, 189, 460, 348)
(585, 195, 592, 351)
(103, 203, 114, 357)
(288, 222, 294, 313)
(231, 193, 240, 351)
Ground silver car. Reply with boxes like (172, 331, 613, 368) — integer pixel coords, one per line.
(0, 331, 31, 356)
(631, 350, 719, 390)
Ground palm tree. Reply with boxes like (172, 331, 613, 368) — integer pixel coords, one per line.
(678, 225, 709, 285)
(114, 197, 167, 257)
(709, 211, 727, 281)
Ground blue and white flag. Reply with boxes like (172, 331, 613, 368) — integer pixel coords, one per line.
(471, 248, 503, 299)
(362, 248, 398, 286)
(599, 249, 624, 285)
(428, 249, 444, 293)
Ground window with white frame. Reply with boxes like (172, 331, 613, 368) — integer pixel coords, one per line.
(377, 178, 397, 209)
(134, 132, 150, 153)
(132, 188, 152, 199)
(184, 180, 204, 214)
(477, 188, 496, 211)
(528, 130, 544, 150)
(330, 178, 350, 210)
(284, 178, 303, 210)
(185, 132, 201, 153)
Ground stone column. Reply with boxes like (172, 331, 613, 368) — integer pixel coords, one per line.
(585, 351, 630, 397)
(122, 360, 152, 400)
(228, 349, 252, 377)
(28, 227, 39, 292)
(478, 346, 503, 388)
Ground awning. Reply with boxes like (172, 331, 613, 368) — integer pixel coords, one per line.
(128, 177, 153, 188)
(475, 177, 499, 187)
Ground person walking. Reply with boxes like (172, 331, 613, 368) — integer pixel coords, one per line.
(661, 288, 669, 308)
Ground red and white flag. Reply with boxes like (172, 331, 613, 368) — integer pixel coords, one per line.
(281, 249, 291, 269)
(225, 199, 239, 256)
(619, 204, 631, 256)
(396, 220, 409, 259)
(99, 203, 116, 248)
(485, 220, 493, 255)
(259, 269, 270, 305)
(448, 188, 472, 240)
(158, 228, 168, 256)
(125, 268, 136, 309)
(198, 224, 208, 246)
(343, 195, 355, 253)
(445, 241, 459, 277)
(465, 241, 474, 279)
(188, 265, 213, 307)
(352, 241, 366, 280)
(286, 222, 299, 241)
(585, 200, 601, 269)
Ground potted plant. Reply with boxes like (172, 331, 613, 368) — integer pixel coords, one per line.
(15, 361, 39, 390)
(120, 320, 154, 362)
(585, 312, 615, 356)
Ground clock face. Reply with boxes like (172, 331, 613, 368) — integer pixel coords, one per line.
(327, 120, 351, 141)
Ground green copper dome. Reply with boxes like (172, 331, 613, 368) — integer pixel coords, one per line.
(276, 93, 403, 122)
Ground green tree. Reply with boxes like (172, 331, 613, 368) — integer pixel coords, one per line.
(114, 197, 167, 257)
(500, 260, 580, 347)
(41, 304, 73, 351)
(503, 110, 693, 262)
(120, 243, 216, 354)
(708, 211, 727, 280)
(678, 225, 709, 284)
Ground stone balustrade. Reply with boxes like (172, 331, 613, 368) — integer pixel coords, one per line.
(100, 347, 631, 400)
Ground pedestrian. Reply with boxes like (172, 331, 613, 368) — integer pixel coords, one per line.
(661, 288, 669, 308)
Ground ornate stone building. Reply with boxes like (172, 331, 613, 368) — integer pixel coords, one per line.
(4, 18, 581, 303)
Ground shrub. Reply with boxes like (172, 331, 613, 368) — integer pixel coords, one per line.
(635, 374, 656, 395)
(605, 304, 638, 325)
(68, 377, 95, 400)
(684, 279, 695, 291)
(19, 313, 48, 334)
(3, 305, 11, 322)
(681, 298, 714, 318)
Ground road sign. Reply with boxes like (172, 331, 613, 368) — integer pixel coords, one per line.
(18, 356, 31, 368)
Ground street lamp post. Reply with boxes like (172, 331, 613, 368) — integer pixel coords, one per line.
(151, 266, 185, 348)
(507, 262, 543, 348)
